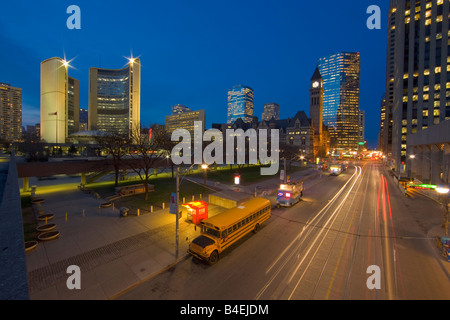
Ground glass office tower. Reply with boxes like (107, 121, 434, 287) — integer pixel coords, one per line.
(318, 52, 361, 149)
(89, 58, 141, 139)
(227, 85, 254, 124)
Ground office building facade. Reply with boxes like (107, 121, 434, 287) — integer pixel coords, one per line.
(318, 52, 361, 149)
(380, 3, 397, 156)
(227, 85, 254, 124)
(0, 83, 22, 142)
(89, 58, 141, 139)
(389, 0, 450, 172)
(359, 110, 365, 144)
(262, 103, 280, 121)
(67, 77, 80, 136)
(165, 109, 205, 135)
(40, 57, 79, 144)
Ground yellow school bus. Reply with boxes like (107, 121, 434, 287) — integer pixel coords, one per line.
(188, 198, 271, 265)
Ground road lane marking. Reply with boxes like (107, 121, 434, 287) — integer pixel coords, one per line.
(286, 167, 363, 300)
(256, 167, 361, 300)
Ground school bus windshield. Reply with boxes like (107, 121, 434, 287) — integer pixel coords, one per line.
(201, 226, 221, 239)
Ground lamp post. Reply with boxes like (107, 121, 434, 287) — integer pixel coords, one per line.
(300, 155, 305, 167)
(201, 164, 208, 186)
(436, 183, 449, 236)
(174, 164, 196, 258)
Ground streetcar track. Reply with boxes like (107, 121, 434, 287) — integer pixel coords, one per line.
(343, 163, 371, 299)
(286, 166, 363, 300)
(311, 165, 367, 300)
(255, 167, 361, 300)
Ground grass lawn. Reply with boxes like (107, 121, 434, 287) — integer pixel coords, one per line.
(87, 175, 214, 212)
(189, 164, 308, 185)
(84, 163, 308, 212)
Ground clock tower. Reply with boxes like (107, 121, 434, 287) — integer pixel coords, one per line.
(310, 66, 324, 157)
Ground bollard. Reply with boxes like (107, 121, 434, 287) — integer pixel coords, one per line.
(192, 195, 195, 201)
(151, 205, 153, 213)
(162, 202, 165, 209)
(200, 194, 202, 199)
(183, 197, 185, 204)
(83, 209, 85, 217)
(137, 209, 140, 216)
(65, 212, 68, 222)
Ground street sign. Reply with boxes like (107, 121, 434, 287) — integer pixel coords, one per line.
(169, 192, 177, 214)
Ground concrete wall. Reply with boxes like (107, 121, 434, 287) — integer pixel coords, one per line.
(0, 152, 29, 299)
(408, 120, 450, 185)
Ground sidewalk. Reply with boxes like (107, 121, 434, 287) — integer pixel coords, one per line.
(26, 187, 225, 300)
(25, 168, 321, 300)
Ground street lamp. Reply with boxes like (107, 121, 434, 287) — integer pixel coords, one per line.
(201, 164, 208, 185)
(436, 184, 450, 195)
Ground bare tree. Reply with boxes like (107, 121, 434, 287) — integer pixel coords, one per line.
(96, 133, 130, 187)
(279, 143, 302, 169)
(128, 124, 175, 200)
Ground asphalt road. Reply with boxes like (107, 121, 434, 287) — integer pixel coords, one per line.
(118, 162, 450, 300)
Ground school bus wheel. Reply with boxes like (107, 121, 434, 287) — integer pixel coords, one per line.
(254, 223, 261, 233)
(208, 250, 219, 265)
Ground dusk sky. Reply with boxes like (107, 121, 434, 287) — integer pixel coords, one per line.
(0, 0, 389, 148)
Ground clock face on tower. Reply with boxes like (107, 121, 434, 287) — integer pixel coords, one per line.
(312, 81, 320, 88)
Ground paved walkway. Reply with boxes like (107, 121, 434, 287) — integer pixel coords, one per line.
(26, 184, 227, 299)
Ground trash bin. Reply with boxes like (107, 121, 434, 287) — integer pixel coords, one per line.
(120, 207, 129, 217)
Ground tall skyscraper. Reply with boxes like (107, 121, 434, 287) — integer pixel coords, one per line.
(67, 77, 80, 136)
(227, 85, 254, 124)
(318, 52, 361, 149)
(0, 83, 22, 142)
(89, 58, 141, 139)
(389, 0, 450, 169)
(262, 103, 280, 121)
(359, 110, 365, 144)
(379, 94, 390, 152)
(380, 3, 397, 156)
(40, 57, 79, 144)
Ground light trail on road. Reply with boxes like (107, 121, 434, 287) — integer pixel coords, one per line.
(255, 166, 364, 300)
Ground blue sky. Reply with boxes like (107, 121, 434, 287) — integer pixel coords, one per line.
(0, 0, 389, 148)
